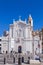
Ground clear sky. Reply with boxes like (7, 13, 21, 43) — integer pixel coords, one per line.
(0, 0, 43, 36)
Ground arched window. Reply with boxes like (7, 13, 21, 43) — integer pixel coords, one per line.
(18, 29, 22, 37)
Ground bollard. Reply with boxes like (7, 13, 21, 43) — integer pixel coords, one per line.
(13, 57, 15, 63)
(18, 46, 22, 65)
(18, 57, 21, 65)
(27, 57, 30, 64)
(22, 57, 24, 63)
(4, 57, 6, 64)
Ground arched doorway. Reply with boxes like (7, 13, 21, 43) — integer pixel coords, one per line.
(18, 46, 22, 53)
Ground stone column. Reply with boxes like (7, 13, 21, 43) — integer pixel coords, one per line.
(32, 32, 34, 59)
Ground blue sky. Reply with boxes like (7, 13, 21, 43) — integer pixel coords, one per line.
(0, 0, 43, 36)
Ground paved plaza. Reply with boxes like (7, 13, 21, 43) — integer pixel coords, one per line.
(5, 63, 43, 65)
(0, 62, 42, 65)
(0, 53, 43, 65)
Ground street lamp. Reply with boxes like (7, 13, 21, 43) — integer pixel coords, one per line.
(18, 46, 22, 65)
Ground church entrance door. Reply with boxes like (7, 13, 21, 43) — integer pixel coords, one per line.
(18, 46, 22, 53)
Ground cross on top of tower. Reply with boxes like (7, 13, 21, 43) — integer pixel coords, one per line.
(29, 14, 32, 18)
(19, 16, 21, 21)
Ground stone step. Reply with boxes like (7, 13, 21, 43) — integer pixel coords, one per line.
(0, 64, 4, 65)
(0, 62, 4, 64)
(6, 59, 13, 64)
(5, 64, 14, 65)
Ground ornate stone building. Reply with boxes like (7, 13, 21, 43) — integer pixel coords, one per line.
(0, 15, 43, 56)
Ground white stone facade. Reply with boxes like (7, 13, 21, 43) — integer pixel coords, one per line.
(0, 15, 42, 55)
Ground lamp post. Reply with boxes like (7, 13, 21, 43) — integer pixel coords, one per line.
(18, 46, 22, 65)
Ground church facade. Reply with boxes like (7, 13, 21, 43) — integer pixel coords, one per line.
(0, 15, 43, 56)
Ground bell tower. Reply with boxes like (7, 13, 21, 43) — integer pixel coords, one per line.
(28, 14, 33, 30)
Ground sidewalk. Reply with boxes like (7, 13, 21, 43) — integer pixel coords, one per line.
(0, 63, 42, 65)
